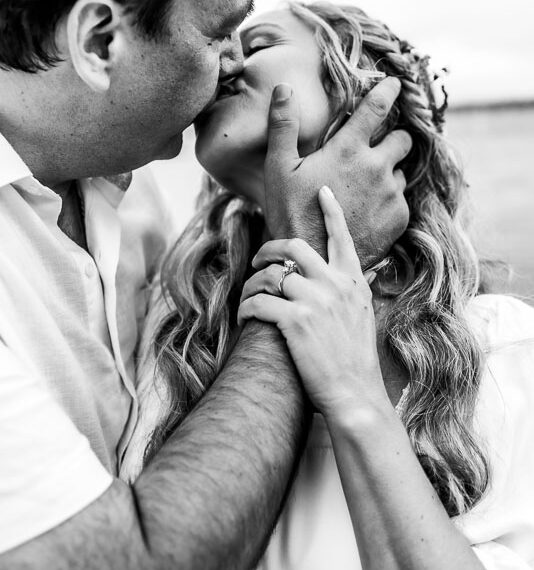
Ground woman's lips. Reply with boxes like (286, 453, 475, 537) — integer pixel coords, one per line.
(217, 82, 238, 101)
(195, 79, 245, 125)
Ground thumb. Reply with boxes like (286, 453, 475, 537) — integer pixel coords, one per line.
(266, 84, 301, 169)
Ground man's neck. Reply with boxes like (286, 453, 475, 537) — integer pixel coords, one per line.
(0, 70, 89, 188)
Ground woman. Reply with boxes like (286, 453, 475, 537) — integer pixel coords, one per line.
(123, 2, 534, 568)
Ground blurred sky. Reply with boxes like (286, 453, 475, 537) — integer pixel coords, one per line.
(252, 0, 534, 105)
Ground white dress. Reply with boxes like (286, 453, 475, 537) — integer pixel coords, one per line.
(125, 294, 534, 570)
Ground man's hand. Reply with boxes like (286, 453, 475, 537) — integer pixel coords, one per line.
(264, 77, 412, 268)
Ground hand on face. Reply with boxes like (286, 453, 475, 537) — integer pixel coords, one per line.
(238, 187, 389, 420)
(264, 77, 412, 269)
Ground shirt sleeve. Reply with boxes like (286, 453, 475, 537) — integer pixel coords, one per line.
(0, 341, 113, 554)
(454, 296, 534, 569)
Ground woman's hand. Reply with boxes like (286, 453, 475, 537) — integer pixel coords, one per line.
(238, 186, 390, 421)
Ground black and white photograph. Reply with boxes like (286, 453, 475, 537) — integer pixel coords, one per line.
(0, 0, 533, 568)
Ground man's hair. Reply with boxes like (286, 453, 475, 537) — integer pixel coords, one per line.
(0, 0, 173, 73)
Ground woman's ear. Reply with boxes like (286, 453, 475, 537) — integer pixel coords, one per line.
(67, 0, 125, 92)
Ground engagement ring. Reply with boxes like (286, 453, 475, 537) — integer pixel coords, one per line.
(278, 259, 299, 298)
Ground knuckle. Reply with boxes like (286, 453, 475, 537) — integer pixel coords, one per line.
(399, 130, 413, 153)
(267, 265, 281, 286)
(394, 171, 408, 194)
(241, 282, 252, 300)
(337, 277, 355, 299)
(267, 263, 279, 275)
(367, 154, 387, 184)
(368, 94, 390, 119)
(383, 177, 399, 199)
(288, 237, 307, 257)
(270, 111, 298, 130)
(395, 169, 407, 185)
(294, 305, 314, 328)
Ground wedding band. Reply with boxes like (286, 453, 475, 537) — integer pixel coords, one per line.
(278, 260, 298, 297)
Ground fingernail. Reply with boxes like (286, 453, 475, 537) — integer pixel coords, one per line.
(365, 271, 378, 285)
(320, 185, 335, 200)
(273, 84, 292, 103)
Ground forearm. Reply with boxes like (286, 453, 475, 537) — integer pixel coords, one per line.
(1, 321, 306, 570)
(135, 320, 308, 569)
(326, 404, 484, 570)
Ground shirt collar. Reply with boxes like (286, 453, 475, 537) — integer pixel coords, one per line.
(0, 133, 32, 188)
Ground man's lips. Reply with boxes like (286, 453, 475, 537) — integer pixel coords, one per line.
(207, 79, 242, 108)
(196, 79, 244, 124)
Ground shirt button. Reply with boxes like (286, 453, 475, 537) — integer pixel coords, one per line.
(85, 262, 96, 278)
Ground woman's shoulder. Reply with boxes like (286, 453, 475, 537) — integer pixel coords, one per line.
(466, 293, 534, 352)
(455, 295, 534, 552)
(466, 294, 534, 443)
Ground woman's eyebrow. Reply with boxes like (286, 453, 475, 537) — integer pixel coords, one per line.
(240, 22, 285, 41)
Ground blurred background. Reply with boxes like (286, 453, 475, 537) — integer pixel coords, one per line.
(149, 0, 534, 304)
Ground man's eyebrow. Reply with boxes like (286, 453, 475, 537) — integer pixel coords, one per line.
(246, 0, 256, 18)
(221, 0, 256, 31)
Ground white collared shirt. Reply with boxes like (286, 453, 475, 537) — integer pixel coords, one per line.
(0, 134, 172, 553)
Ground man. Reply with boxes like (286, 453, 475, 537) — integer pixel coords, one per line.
(0, 0, 411, 568)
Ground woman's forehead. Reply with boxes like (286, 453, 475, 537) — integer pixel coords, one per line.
(239, 8, 314, 38)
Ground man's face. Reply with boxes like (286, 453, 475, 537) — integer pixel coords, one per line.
(99, 0, 253, 170)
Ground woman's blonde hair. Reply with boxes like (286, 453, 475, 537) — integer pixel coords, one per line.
(150, 1, 490, 517)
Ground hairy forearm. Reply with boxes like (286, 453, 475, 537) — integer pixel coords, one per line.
(134, 319, 308, 569)
(1, 321, 307, 570)
(326, 405, 484, 570)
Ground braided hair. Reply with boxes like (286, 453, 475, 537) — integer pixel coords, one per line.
(150, 1, 490, 517)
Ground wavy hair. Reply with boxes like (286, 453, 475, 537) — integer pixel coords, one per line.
(150, 1, 490, 517)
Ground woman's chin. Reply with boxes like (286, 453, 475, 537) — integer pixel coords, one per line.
(196, 126, 265, 174)
(194, 133, 233, 180)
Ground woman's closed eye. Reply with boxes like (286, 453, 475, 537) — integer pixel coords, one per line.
(241, 26, 285, 58)
(244, 41, 271, 57)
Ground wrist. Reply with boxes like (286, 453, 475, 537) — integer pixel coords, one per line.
(323, 395, 400, 442)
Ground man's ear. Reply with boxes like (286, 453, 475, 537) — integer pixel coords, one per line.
(67, 0, 125, 92)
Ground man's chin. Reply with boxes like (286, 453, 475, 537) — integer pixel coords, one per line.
(159, 133, 184, 160)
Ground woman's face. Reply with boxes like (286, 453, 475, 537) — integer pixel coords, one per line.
(194, 8, 333, 205)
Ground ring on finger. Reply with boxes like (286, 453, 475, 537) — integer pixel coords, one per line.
(278, 259, 299, 298)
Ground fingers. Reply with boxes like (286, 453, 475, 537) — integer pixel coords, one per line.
(237, 293, 288, 328)
(330, 77, 401, 149)
(240, 264, 309, 302)
(318, 186, 362, 276)
(266, 84, 301, 169)
(252, 238, 327, 278)
(376, 129, 413, 167)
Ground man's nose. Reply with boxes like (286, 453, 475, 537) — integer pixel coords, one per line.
(219, 33, 244, 81)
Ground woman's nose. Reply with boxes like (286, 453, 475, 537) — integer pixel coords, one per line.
(219, 33, 245, 81)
